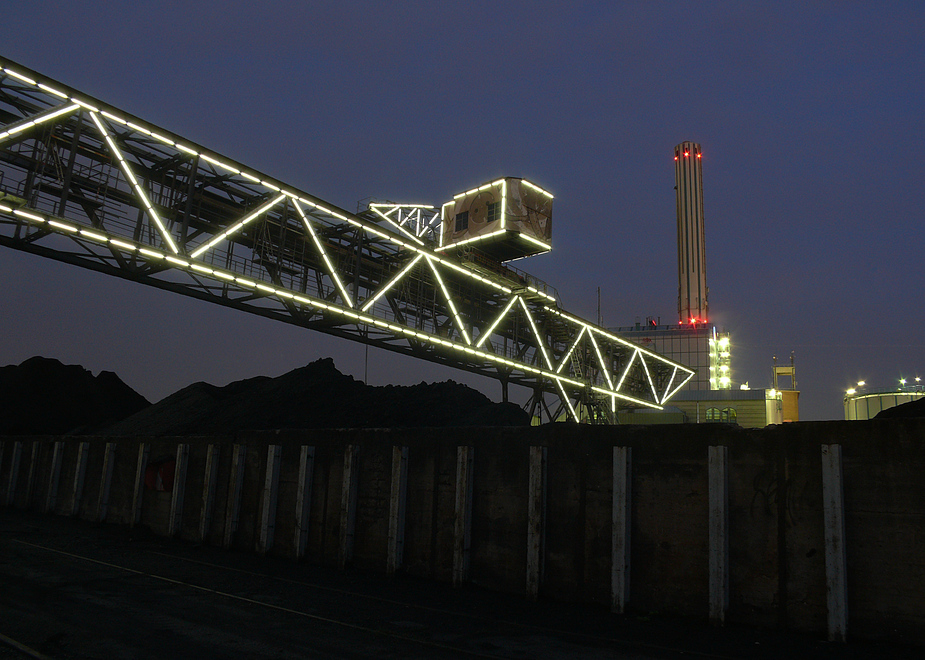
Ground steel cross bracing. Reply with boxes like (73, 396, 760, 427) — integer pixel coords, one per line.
(0, 58, 694, 422)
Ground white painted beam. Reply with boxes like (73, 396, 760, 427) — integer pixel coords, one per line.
(709, 445, 729, 624)
(612, 446, 632, 614)
(199, 444, 220, 542)
(526, 445, 547, 600)
(822, 443, 848, 643)
(453, 445, 474, 587)
(168, 444, 189, 536)
(387, 446, 409, 575)
(339, 444, 360, 570)
(258, 444, 282, 555)
(294, 445, 315, 559)
(223, 444, 246, 549)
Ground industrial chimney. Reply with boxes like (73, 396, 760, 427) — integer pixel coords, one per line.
(674, 141, 708, 324)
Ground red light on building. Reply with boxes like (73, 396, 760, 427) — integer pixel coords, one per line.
(696, 153, 701, 158)
(674, 156, 678, 161)
(684, 151, 689, 157)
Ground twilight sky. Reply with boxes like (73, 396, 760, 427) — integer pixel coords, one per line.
(1, 1, 923, 421)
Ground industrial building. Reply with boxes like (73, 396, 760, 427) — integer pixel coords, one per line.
(844, 380, 924, 420)
(611, 142, 799, 427)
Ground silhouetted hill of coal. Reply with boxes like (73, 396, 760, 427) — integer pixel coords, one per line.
(100, 357, 529, 435)
(2, 357, 529, 435)
(875, 397, 925, 419)
(0, 357, 151, 435)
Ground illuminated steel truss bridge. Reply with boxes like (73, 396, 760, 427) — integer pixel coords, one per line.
(0, 58, 694, 423)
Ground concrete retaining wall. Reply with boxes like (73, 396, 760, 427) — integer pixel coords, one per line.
(2, 419, 923, 644)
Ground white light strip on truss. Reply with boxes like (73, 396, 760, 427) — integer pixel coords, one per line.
(1, 207, 598, 395)
(292, 202, 354, 307)
(294, 193, 514, 296)
(639, 353, 659, 402)
(361, 254, 424, 312)
(661, 367, 694, 405)
(89, 112, 180, 254)
(555, 325, 587, 374)
(661, 367, 678, 405)
(591, 386, 664, 410)
(519, 233, 551, 251)
(425, 256, 471, 345)
(475, 295, 520, 349)
(437, 229, 507, 252)
(2, 62, 654, 405)
(521, 179, 555, 198)
(588, 331, 615, 390)
(190, 194, 285, 258)
(615, 349, 638, 391)
(368, 205, 421, 245)
(453, 178, 505, 200)
(543, 305, 694, 376)
(518, 297, 553, 369)
(0, 102, 79, 143)
(556, 379, 579, 420)
(0, 59, 512, 294)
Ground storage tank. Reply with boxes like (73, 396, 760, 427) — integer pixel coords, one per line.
(438, 177, 552, 262)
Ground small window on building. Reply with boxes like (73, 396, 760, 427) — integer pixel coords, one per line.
(722, 407, 737, 423)
(706, 407, 720, 421)
(455, 211, 469, 232)
(486, 201, 501, 223)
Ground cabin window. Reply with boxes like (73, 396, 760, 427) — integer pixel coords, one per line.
(455, 211, 469, 232)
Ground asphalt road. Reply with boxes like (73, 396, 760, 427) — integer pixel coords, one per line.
(0, 509, 916, 659)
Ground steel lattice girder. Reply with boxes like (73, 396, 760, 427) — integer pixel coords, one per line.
(0, 57, 694, 421)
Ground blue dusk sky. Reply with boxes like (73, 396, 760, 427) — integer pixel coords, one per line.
(1, 1, 923, 420)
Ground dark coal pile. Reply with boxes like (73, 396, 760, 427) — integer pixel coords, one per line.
(0, 357, 151, 435)
(100, 357, 529, 435)
(874, 397, 925, 419)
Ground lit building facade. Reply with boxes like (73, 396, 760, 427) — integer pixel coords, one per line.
(612, 322, 731, 391)
(675, 141, 708, 324)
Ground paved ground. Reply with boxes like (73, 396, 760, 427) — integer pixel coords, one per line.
(0, 508, 918, 659)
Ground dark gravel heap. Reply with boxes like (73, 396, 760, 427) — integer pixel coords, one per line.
(874, 397, 925, 419)
(99, 357, 529, 435)
(0, 356, 151, 435)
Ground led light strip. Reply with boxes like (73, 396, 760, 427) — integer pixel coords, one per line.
(361, 254, 423, 312)
(89, 112, 180, 254)
(661, 367, 678, 405)
(615, 349, 639, 391)
(543, 305, 694, 373)
(3, 201, 597, 400)
(0, 60, 672, 413)
(661, 368, 694, 405)
(190, 194, 285, 258)
(555, 325, 587, 374)
(556, 379, 579, 420)
(437, 229, 507, 251)
(453, 178, 505, 200)
(293, 202, 354, 308)
(588, 331, 615, 390)
(591, 386, 663, 410)
(518, 233, 551, 251)
(475, 295, 520, 349)
(294, 194, 513, 295)
(0, 102, 79, 143)
(639, 353, 659, 402)
(518, 297, 553, 369)
(425, 256, 471, 345)
(525, 286, 556, 303)
(521, 179, 554, 198)
(368, 205, 424, 245)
